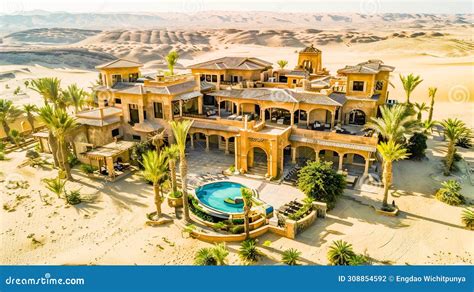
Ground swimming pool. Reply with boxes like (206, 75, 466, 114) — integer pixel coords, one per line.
(195, 181, 247, 214)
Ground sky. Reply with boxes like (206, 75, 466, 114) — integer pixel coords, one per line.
(1, 0, 473, 14)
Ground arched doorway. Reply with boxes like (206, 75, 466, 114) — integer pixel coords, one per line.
(342, 153, 367, 175)
(247, 147, 268, 176)
(319, 149, 340, 167)
(296, 146, 316, 163)
(294, 110, 308, 126)
(308, 108, 332, 130)
(348, 109, 366, 125)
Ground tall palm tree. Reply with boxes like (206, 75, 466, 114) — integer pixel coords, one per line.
(142, 150, 168, 218)
(48, 108, 78, 180)
(241, 187, 253, 239)
(23, 104, 38, 133)
(163, 145, 180, 195)
(377, 140, 409, 207)
(62, 84, 87, 113)
(427, 87, 437, 122)
(414, 102, 429, 121)
(441, 118, 472, 176)
(165, 51, 179, 76)
(364, 104, 418, 143)
(169, 119, 193, 221)
(30, 78, 62, 107)
(399, 73, 423, 104)
(277, 60, 288, 69)
(37, 105, 60, 167)
(0, 99, 22, 142)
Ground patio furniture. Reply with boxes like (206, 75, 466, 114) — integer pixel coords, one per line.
(277, 118, 284, 124)
(227, 114, 237, 120)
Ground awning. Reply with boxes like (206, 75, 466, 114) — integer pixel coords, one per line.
(132, 120, 164, 133)
(84, 140, 137, 159)
(172, 91, 202, 102)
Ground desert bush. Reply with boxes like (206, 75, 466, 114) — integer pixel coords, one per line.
(407, 132, 428, 160)
(65, 189, 82, 205)
(239, 239, 262, 263)
(67, 153, 80, 167)
(327, 240, 356, 266)
(80, 164, 96, 174)
(281, 248, 301, 265)
(435, 180, 465, 206)
(461, 208, 474, 229)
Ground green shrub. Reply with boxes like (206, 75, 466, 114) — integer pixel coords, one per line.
(80, 164, 96, 174)
(297, 161, 345, 209)
(435, 180, 465, 206)
(327, 240, 356, 266)
(0, 151, 5, 161)
(194, 243, 229, 266)
(67, 153, 80, 167)
(348, 253, 370, 266)
(407, 132, 427, 160)
(188, 196, 218, 223)
(461, 208, 474, 229)
(288, 202, 312, 221)
(230, 225, 244, 234)
(26, 150, 40, 159)
(65, 189, 82, 205)
(239, 239, 262, 263)
(229, 165, 235, 172)
(281, 248, 301, 265)
(212, 221, 226, 231)
(169, 190, 182, 198)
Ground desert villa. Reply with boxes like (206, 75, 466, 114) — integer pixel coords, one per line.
(76, 46, 394, 180)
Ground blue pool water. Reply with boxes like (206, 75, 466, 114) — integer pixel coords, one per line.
(195, 182, 247, 213)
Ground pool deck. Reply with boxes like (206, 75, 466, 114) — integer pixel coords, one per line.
(186, 148, 305, 211)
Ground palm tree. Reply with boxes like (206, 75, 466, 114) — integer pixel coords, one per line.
(277, 60, 288, 69)
(48, 109, 78, 180)
(194, 243, 229, 266)
(241, 187, 253, 239)
(427, 87, 437, 122)
(169, 120, 193, 221)
(23, 104, 38, 133)
(0, 99, 22, 142)
(163, 145, 180, 196)
(37, 105, 60, 167)
(377, 140, 409, 207)
(414, 102, 429, 121)
(42, 176, 66, 198)
(239, 239, 262, 264)
(399, 73, 423, 104)
(30, 78, 62, 107)
(441, 118, 472, 176)
(142, 150, 168, 219)
(165, 51, 179, 76)
(327, 240, 356, 265)
(62, 84, 87, 113)
(281, 248, 301, 265)
(364, 104, 418, 143)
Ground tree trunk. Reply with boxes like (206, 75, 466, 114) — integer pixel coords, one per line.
(154, 184, 162, 218)
(48, 132, 60, 168)
(244, 207, 250, 239)
(428, 97, 434, 123)
(27, 116, 35, 133)
(382, 161, 392, 207)
(444, 142, 455, 176)
(170, 159, 177, 194)
(2, 122, 11, 143)
(180, 153, 190, 222)
(59, 139, 73, 181)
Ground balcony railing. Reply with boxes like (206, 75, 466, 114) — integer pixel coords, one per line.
(291, 127, 378, 147)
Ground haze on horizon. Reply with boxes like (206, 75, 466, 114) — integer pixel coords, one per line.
(1, 0, 472, 14)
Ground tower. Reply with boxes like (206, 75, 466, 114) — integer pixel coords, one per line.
(296, 44, 322, 74)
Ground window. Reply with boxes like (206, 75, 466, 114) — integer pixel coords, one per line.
(128, 73, 139, 82)
(111, 74, 122, 85)
(200, 75, 205, 81)
(143, 110, 147, 120)
(375, 80, 384, 91)
(115, 98, 122, 104)
(132, 135, 141, 141)
(292, 79, 297, 84)
(153, 102, 163, 118)
(211, 75, 217, 82)
(111, 128, 120, 137)
(352, 81, 364, 92)
(220, 75, 224, 81)
(205, 75, 211, 82)
(129, 104, 139, 124)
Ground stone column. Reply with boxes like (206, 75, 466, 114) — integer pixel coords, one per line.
(198, 96, 203, 115)
(236, 103, 240, 115)
(205, 135, 210, 152)
(338, 153, 344, 171)
(106, 157, 115, 180)
(291, 147, 296, 164)
(260, 108, 265, 122)
(190, 133, 194, 150)
(225, 138, 230, 155)
(179, 100, 183, 117)
(138, 105, 144, 123)
(218, 97, 221, 117)
(315, 149, 320, 162)
(330, 110, 335, 130)
(290, 111, 294, 126)
(364, 155, 370, 176)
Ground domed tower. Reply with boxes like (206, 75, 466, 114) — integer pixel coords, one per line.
(296, 44, 322, 74)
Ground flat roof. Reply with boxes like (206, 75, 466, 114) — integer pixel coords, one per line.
(96, 59, 143, 69)
(84, 140, 137, 158)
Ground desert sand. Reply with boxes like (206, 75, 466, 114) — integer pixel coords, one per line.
(0, 131, 472, 265)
